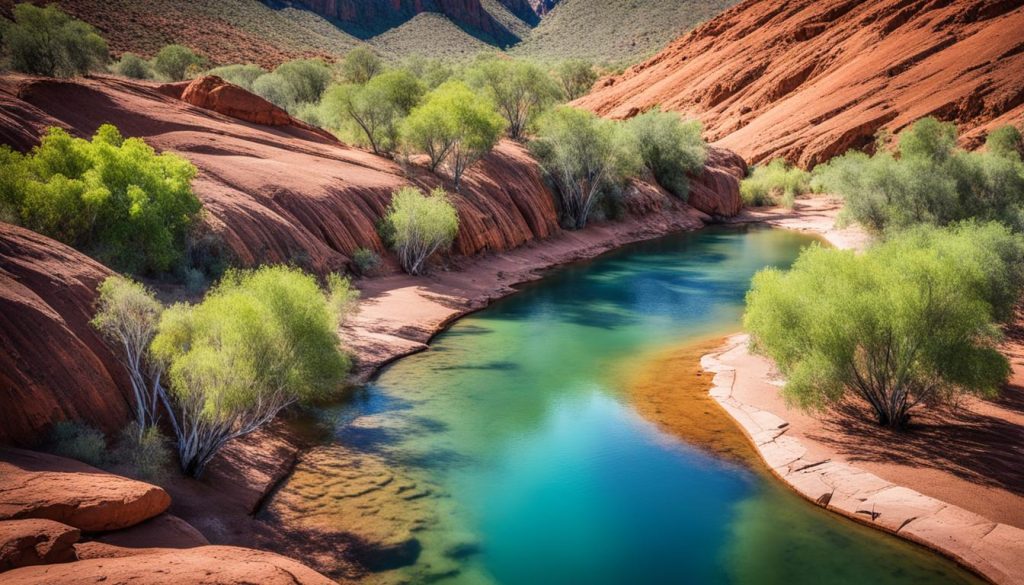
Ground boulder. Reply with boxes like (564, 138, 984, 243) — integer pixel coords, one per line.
(0, 519, 79, 572)
(180, 75, 291, 126)
(2, 545, 335, 585)
(0, 449, 170, 532)
(92, 514, 208, 550)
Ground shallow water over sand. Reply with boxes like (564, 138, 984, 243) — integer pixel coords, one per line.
(291, 226, 982, 584)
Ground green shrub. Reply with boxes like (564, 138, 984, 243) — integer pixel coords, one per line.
(465, 57, 561, 140)
(3, 3, 108, 78)
(401, 81, 505, 190)
(986, 125, 1023, 161)
(321, 70, 425, 155)
(401, 56, 454, 89)
(381, 186, 459, 275)
(111, 423, 172, 482)
(740, 158, 810, 208)
(48, 421, 107, 466)
(341, 47, 383, 85)
(152, 44, 204, 81)
(112, 52, 153, 80)
(624, 108, 706, 199)
(530, 106, 639, 229)
(813, 118, 1024, 233)
(205, 63, 266, 91)
(554, 60, 598, 101)
(273, 58, 332, 105)
(251, 72, 298, 110)
(1, 125, 201, 275)
(744, 221, 1024, 429)
(351, 247, 382, 276)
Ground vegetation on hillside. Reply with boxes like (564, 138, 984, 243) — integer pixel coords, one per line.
(741, 159, 811, 208)
(1, 3, 108, 77)
(624, 108, 706, 200)
(381, 186, 460, 275)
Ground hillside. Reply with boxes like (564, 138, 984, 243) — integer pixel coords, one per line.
(512, 0, 738, 65)
(577, 0, 1024, 167)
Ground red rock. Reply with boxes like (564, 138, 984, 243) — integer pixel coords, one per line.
(0, 519, 79, 572)
(180, 75, 292, 126)
(576, 0, 1024, 168)
(2, 545, 335, 584)
(0, 449, 171, 532)
(91, 514, 208, 550)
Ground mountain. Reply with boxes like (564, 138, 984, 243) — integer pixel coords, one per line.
(576, 0, 1024, 167)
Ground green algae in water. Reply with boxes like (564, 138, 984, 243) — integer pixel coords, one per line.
(322, 226, 984, 585)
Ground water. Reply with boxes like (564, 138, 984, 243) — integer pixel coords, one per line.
(312, 226, 981, 584)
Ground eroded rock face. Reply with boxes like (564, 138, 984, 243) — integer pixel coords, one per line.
(179, 76, 291, 126)
(576, 0, 1024, 167)
(1, 545, 335, 585)
(0, 519, 79, 572)
(0, 449, 170, 532)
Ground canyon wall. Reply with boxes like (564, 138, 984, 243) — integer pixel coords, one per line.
(576, 0, 1024, 167)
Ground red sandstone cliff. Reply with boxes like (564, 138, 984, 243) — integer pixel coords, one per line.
(576, 0, 1024, 167)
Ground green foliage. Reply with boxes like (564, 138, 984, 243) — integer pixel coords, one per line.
(273, 58, 332, 105)
(251, 72, 298, 110)
(465, 57, 561, 140)
(987, 125, 1023, 161)
(1, 125, 201, 275)
(152, 44, 204, 82)
(382, 186, 459, 275)
(624, 108, 706, 199)
(3, 3, 108, 78)
(740, 158, 810, 208)
(554, 60, 598, 101)
(151, 265, 354, 477)
(530, 106, 638, 229)
(401, 55, 454, 89)
(744, 222, 1024, 428)
(341, 47, 383, 84)
(112, 52, 153, 80)
(401, 80, 505, 190)
(206, 63, 266, 91)
(321, 69, 425, 155)
(351, 247, 382, 276)
(48, 421, 107, 466)
(111, 422, 172, 482)
(813, 118, 1024, 233)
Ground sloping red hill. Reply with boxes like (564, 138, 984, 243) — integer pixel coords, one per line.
(577, 0, 1024, 167)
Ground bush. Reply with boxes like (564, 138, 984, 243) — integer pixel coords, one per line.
(555, 60, 598, 100)
(48, 421, 106, 466)
(1, 125, 201, 275)
(401, 55, 454, 89)
(321, 69, 425, 155)
(112, 52, 153, 80)
(740, 158, 810, 208)
(402, 81, 505, 190)
(744, 222, 1024, 429)
(813, 118, 1024, 233)
(530, 106, 638, 229)
(382, 186, 459, 275)
(150, 266, 355, 477)
(3, 3, 108, 78)
(152, 44, 204, 81)
(273, 58, 332, 105)
(624, 108, 706, 199)
(111, 422, 172, 482)
(341, 47, 383, 85)
(205, 63, 266, 91)
(251, 72, 298, 110)
(465, 57, 561, 140)
(352, 247, 381, 276)
(986, 125, 1023, 161)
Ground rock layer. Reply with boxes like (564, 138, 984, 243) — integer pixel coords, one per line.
(576, 0, 1024, 167)
(0, 519, 79, 572)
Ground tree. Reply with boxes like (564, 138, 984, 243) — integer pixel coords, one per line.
(321, 70, 424, 155)
(341, 47, 383, 84)
(530, 106, 637, 229)
(555, 59, 598, 101)
(740, 158, 810, 208)
(3, 3, 108, 78)
(252, 72, 298, 111)
(205, 63, 266, 91)
(152, 44, 204, 82)
(382, 186, 459, 275)
(112, 52, 153, 79)
(401, 55, 454, 89)
(987, 125, 1023, 161)
(149, 266, 356, 477)
(465, 57, 561, 140)
(624, 108, 706, 199)
(273, 58, 332, 105)
(401, 81, 505, 190)
(744, 222, 1024, 429)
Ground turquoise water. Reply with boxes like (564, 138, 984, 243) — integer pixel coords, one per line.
(323, 226, 981, 584)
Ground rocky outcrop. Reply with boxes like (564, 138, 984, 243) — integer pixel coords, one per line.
(179, 76, 291, 126)
(0, 222, 133, 445)
(577, 0, 1024, 167)
(0, 519, 79, 572)
(2, 545, 335, 585)
(689, 146, 745, 217)
(0, 449, 170, 532)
